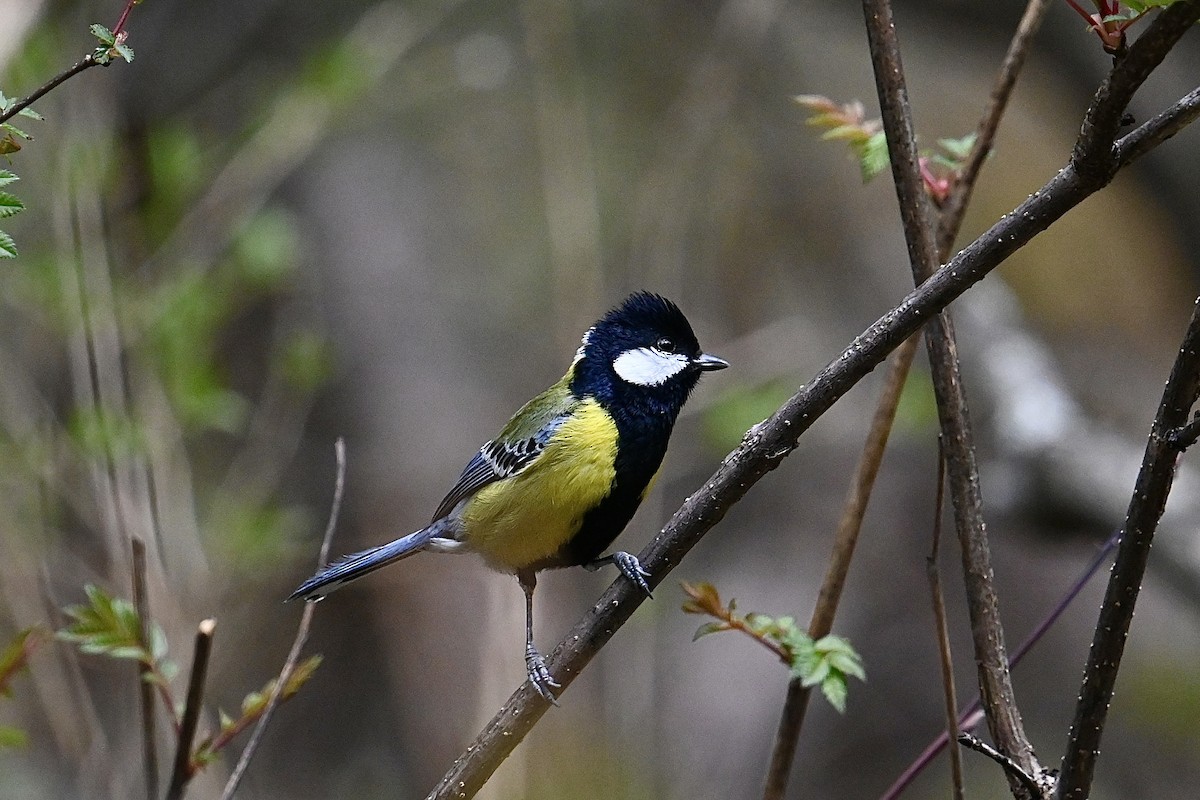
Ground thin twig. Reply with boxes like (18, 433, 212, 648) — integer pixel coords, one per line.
(1115, 84, 1200, 167)
(0, 0, 144, 126)
(761, 334, 918, 800)
(862, 0, 1039, 790)
(936, 0, 1051, 252)
(927, 446, 965, 800)
(218, 437, 347, 800)
(166, 619, 216, 800)
(1056, 300, 1200, 799)
(959, 733, 1046, 798)
(131, 537, 158, 800)
(426, 81, 1200, 798)
(0, 56, 98, 125)
(880, 529, 1120, 800)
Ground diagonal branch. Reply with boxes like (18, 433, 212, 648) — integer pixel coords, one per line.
(426, 72, 1200, 800)
(1056, 303, 1200, 800)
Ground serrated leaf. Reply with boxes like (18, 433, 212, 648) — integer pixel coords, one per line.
(17, 106, 43, 121)
(858, 131, 890, 182)
(1, 229, 18, 258)
(114, 44, 135, 63)
(0, 192, 25, 219)
(0, 170, 17, 187)
(821, 672, 848, 713)
(830, 652, 867, 682)
(692, 621, 727, 641)
(89, 24, 116, 46)
(1, 122, 30, 140)
(800, 658, 830, 688)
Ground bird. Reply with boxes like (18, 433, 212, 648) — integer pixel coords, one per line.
(289, 292, 728, 701)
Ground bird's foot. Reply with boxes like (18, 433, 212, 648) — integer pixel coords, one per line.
(585, 551, 653, 598)
(525, 643, 560, 705)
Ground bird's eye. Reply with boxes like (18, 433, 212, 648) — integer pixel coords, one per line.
(655, 337, 676, 353)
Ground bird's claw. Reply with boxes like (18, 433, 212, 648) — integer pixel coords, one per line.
(610, 551, 653, 598)
(525, 643, 560, 705)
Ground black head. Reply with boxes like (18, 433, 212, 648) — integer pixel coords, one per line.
(571, 292, 728, 419)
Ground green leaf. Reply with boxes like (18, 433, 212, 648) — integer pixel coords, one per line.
(17, 106, 43, 121)
(800, 658, 830, 688)
(821, 671, 849, 713)
(2, 122, 31, 141)
(858, 131, 890, 182)
(937, 132, 977, 161)
(114, 44, 135, 63)
(0, 191, 25, 218)
(0, 230, 18, 258)
(57, 584, 150, 663)
(89, 24, 116, 46)
(0, 169, 17, 187)
(692, 621, 727, 641)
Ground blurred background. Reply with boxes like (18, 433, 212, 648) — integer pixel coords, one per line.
(1, 0, 1199, 798)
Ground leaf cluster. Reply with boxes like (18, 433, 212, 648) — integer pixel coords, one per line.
(89, 24, 135, 66)
(681, 582, 865, 712)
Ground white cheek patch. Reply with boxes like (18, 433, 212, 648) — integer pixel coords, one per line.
(613, 347, 690, 386)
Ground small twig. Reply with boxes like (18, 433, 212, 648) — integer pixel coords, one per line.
(1116, 84, 1200, 168)
(112, 0, 138, 38)
(1057, 299, 1200, 799)
(927, 446, 965, 800)
(131, 537, 158, 800)
(166, 619, 216, 800)
(761, 334, 918, 800)
(1073, 0, 1200, 184)
(1167, 411, 1200, 452)
(880, 529, 1120, 800)
(218, 438, 347, 800)
(0, 56, 99, 125)
(936, 0, 1051, 252)
(958, 732, 1047, 799)
(0, 0, 144, 126)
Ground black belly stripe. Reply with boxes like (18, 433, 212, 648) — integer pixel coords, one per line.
(549, 411, 674, 568)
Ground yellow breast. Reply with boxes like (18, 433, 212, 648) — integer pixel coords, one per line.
(460, 399, 618, 571)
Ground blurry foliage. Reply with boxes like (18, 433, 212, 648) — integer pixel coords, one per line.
(0, 627, 49, 748)
(682, 582, 865, 713)
(702, 380, 796, 453)
(59, 585, 321, 776)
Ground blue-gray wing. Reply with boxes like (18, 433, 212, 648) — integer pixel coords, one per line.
(430, 413, 568, 523)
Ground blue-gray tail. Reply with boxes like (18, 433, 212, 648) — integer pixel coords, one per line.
(288, 525, 440, 601)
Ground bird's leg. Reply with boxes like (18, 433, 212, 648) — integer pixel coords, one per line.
(583, 551, 653, 598)
(518, 569, 559, 704)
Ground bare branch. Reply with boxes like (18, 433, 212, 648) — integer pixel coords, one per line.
(937, 0, 1051, 252)
(928, 449, 965, 800)
(761, 335, 918, 800)
(1056, 300, 1200, 799)
(166, 619, 217, 800)
(131, 537, 158, 800)
(218, 438, 347, 800)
